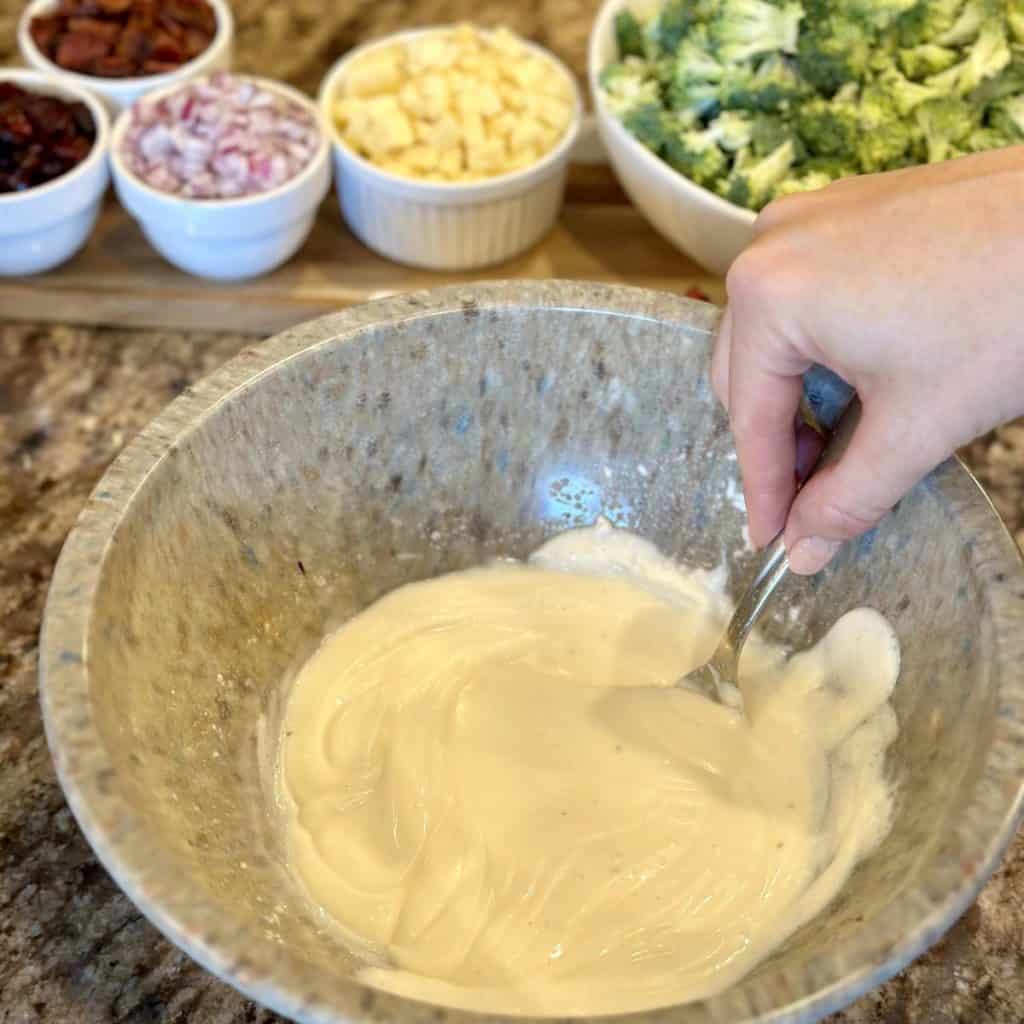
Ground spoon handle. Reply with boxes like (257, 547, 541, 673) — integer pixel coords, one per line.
(801, 364, 856, 434)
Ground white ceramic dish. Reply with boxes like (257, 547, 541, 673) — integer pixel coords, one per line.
(318, 28, 583, 272)
(588, 0, 756, 275)
(0, 69, 111, 277)
(18, 0, 233, 115)
(109, 75, 331, 281)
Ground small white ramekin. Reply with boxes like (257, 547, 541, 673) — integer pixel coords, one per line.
(109, 75, 331, 281)
(18, 0, 233, 115)
(0, 69, 111, 277)
(318, 28, 583, 272)
(589, 0, 756, 275)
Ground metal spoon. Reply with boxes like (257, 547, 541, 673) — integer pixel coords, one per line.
(678, 366, 858, 705)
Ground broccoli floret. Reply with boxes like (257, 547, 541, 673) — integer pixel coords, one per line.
(600, 58, 662, 117)
(718, 139, 797, 209)
(848, 80, 915, 169)
(662, 129, 730, 186)
(899, 43, 960, 79)
(857, 120, 916, 170)
(927, 21, 1011, 95)
(622, 103, 671, 151)
(1011, 0, 1024, 43)
(988, 95, 1024, 138)
(707, 109, 756, 150)
(967, 49, 1024, 104)
(915, 96, 981, 160)
(710, 0, 805, 63)
(877, 65, 943, 113)
(795, 93, 859, 154)
(859, 80, 898, 125)
(840, 0, 920, 32)
(797, 15, 873, 93)
(803, 155, 860, 179)
(750, 112, 797, 155)
(935, 0, 997, 46)
(671, 36, 725, 86)
(664, 36, 728, 117)
(645, 0, 693, 58)
(720, 54, 806, 112)
(773, 169, 834, 196)
(965, 125, 1016, 151)
(615, 10, 647, 59)
(896, 0, 964, 48)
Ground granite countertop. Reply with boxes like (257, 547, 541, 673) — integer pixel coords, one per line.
(1, 1, 1023, 1021)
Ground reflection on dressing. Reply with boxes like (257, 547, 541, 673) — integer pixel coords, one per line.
(279, 524, 900, 1015)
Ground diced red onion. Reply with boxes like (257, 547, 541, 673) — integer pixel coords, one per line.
(121, 73, 319, 200)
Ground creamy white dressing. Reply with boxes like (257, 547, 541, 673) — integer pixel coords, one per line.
(278, 524, 899, 1014)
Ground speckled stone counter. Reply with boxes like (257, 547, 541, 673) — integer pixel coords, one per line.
(0, 324, 1022, 1024)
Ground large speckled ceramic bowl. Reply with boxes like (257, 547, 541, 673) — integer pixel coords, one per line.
(41, 283, 1024, 1024)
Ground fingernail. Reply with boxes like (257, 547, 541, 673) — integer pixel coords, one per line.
(788, 537, 841, 575)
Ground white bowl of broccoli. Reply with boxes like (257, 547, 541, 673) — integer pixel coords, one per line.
(589, 0, 1024, 275)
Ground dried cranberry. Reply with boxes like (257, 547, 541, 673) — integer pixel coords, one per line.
(0, 84, 96, 194)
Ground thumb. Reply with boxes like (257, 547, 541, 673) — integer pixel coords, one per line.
(784, 402, 947, 575)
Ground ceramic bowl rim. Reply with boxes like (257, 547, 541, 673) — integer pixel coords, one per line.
(39, 282, 1024, 1024)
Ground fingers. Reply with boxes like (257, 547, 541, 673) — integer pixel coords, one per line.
(784, 402, 945, 575)
(727, 316, 810, 548)
(794, 420, 825, 482)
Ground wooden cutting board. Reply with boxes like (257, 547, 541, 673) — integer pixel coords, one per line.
(0, 167, 724, 334)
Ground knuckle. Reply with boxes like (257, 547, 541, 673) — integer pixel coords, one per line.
(755, 194, 801, 234)
(813, 496, 887, 539)
(725, 244, 773, 305)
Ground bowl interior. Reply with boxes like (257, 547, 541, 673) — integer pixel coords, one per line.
(43, 285, 1024, 1024)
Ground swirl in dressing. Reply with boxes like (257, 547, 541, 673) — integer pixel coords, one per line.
(279, 524, 900, 1014)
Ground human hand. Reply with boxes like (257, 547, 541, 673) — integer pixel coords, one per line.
(713, 146, 1024, 575)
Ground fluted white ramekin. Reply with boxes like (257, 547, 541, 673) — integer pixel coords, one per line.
(318, 28, 582, 272)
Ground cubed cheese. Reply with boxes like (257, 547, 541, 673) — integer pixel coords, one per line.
(488, 111, 518, 138)
(405, 144, 441, 173)
(531, 95, 572, 132)
(406, 35, 458, 73)
(467, 136, 507, 174)
(332, 24, 573, 182)
(454, 83, 502, 119)
(438, 148, 464, 179)
(461, 111, 486, 148)
(428, 115, 462, 151)
(398, 81, 426, 118)
(508, 116, 543, 152)
(419, 74, 450, 120)
(362, 96, 414, 156)
(346, 48, 404, 99)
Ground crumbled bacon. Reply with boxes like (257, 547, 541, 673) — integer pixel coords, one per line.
(121, 74, 320, 200)
(29, 0, 216, 78)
